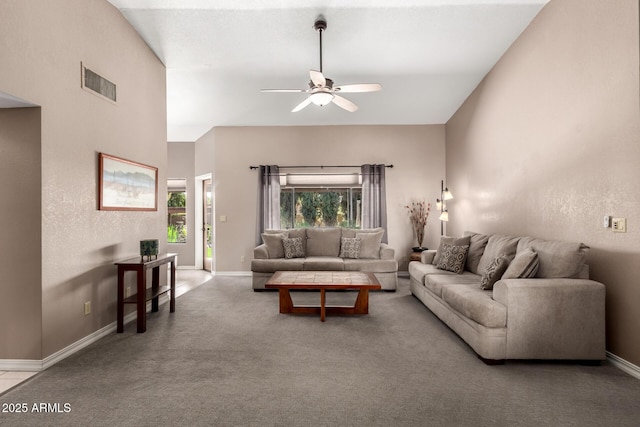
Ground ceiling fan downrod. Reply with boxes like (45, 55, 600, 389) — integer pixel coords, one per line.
(314, 17, 327, 73)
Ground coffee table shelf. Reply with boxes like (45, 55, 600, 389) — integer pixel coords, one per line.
(265, 271, 381, 322)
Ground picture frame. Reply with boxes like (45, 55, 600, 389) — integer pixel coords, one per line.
(99, 153, 158, 211)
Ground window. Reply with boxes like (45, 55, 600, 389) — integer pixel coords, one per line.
(167, 179, 187, 243)
(279, 173, 361, 229)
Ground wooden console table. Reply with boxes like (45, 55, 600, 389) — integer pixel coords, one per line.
(115, 253, 177, 333)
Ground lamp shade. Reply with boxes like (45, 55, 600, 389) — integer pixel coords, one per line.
(436, 199, 442, 210)
(443, 188, 453, 200)
(438, 210, 449, 222)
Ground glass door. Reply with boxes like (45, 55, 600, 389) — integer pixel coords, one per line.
(203, 179, 213, 272)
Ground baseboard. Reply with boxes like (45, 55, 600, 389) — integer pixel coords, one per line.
(398, 271, 409, 278)
(0, 359, 43, 371)
(214, 271, 252, 277)
(177, 265, 196, 270)
(0, 299, 167, 372)
(607, 351, 640, 380)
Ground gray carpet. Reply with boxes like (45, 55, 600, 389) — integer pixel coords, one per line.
(2, 277, 640, 427)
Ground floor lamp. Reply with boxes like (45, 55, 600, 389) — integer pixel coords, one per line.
(436, 180, 453, 235)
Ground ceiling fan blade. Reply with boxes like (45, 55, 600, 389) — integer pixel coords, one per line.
(291, 97, 312, 113)
(332, 95, 358, 112)
(334, 83, 382, 93)
(309, 70, 326, 87)
(261, 89, 307, 93)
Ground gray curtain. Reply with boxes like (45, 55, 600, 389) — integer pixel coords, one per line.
(361, 164, 388, 243)
(256, 165, 281, 245)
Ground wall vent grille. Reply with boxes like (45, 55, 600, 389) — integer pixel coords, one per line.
(81, 63, 116, 103)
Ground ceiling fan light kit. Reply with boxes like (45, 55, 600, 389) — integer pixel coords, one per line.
(261, 16, 381, 113)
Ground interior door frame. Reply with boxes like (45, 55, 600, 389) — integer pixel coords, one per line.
(195, 173, 213, 271)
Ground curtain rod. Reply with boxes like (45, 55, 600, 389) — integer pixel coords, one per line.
(249, 164, 393, 170)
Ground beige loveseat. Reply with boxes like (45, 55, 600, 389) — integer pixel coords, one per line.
(252, 227, 398, 291)
(409, 232, 606, 363)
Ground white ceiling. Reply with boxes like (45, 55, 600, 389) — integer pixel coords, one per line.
(107, 0, 549, 142)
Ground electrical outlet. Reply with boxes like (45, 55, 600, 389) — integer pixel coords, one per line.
(125, 286, 131, 298)
(603, 215, 611, 228)
(84, 301, 91, 315)
(612, 217, 627, 233)
(240, 255, 245, 262)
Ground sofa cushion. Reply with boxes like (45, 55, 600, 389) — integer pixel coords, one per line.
(265, 228, 308, 253)
(502, 248, 539, 279)
(441, 285, 507, 328)
(282, 237, 305, 259)
(480, 255, 510, 290)
(251, 258, 305, 273)
(436, 242, 470, 274)
(424, 272, 482, 298)
(357, 229, 384, 259)
(341, 227, 383, 238)
(261, 233, 286, 259)
(433, 235, 471, 266)
(343, 258, 398, 273)
(476, 235, 520, 274)
(303, 257, 344, 271)
(517, 237, 589, 278)
(306, 228, 341, 257)
(463, 231, 490, 274)
(339, 237, 361, 259)
(408, 261, 445, 285)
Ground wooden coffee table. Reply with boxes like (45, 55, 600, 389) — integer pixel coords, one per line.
(265, 271, 381, 322)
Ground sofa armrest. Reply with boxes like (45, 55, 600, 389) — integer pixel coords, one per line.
(420, 249, 437, 264)
(253, 244, 269, 260)
(379, 243, 395, 260)
(493, 278, 606, 360)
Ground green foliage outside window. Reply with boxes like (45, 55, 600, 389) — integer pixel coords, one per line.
(280, 188, 361, 229)
(168, 190, 187, 243)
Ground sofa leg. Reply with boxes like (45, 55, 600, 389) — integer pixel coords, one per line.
(478, 356, 505, 365)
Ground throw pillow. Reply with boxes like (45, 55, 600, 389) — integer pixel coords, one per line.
(282, 237, 305, 259)
(261, 233, 286, 259)
(356, 229, 384, 259)
(433, 236, 471, 266)
(339, 237, 361, 259)
(306, 227, 342, 257)
(436, 243, 470, 274)
(502, 249, 539, 279)
(480, 255, 510, 290)
(476, 235, 520, 275)
(463, 231, 490, 274)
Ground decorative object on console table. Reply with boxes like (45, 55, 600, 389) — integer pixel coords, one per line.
(436, 180, 453, 235)
(140, 239, 159, 261)
(405, 200, 430, 252)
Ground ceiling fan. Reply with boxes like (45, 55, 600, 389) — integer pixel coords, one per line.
(261, 17, 382, 113)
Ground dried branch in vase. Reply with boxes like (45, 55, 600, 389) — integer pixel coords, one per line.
(405, 200, 431, 249)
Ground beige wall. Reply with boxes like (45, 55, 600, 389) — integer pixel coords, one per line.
(0, 0, 166, 359)
(0, 108, 42, 359)
(446, 0, 640, 365)
(168, 142, 196, 266)
(195, 125, 445, 272)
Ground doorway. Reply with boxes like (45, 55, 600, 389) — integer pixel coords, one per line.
(203, 179, 213, 272)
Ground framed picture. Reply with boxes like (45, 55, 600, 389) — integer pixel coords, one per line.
(99, 153, 158, 211)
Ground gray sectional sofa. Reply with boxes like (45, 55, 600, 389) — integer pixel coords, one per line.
(409, 232, 606, 363)
(252, 227, 398, 291)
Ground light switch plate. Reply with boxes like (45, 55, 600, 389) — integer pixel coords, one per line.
(603, 216, 611, 228)
(612, 217, 627, 233)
